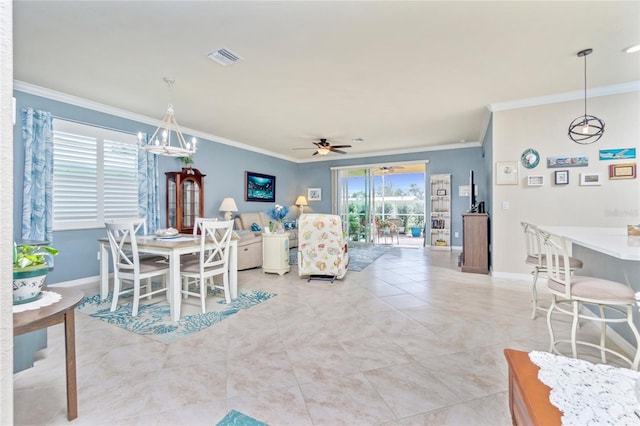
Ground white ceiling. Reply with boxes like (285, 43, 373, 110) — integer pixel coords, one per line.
(12, 1, 640, 162)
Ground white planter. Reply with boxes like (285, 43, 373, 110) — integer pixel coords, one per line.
(13, 265, 48, 304)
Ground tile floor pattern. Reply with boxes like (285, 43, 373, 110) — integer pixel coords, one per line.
(13, 247, 630, 425)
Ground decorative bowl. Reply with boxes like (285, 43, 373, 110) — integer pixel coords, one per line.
(156, 228, 179, 237)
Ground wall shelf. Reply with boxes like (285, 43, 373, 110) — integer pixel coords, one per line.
(429, 174, 451, 251)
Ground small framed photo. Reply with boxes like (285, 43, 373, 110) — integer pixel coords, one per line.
(496, 161, 518, 185)
(554, 170, 569, 185)
(609, 163, 636, 180)
(308, 187, 322, 201)
(436, 189, 447, 196)
(579, 172, 602, 186)
(527, 175, 544, 186)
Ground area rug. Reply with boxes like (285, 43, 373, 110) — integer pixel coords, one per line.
(76, 289, 276, 344)
(289, 243, 390, 272)
(216, 410, 268, 426)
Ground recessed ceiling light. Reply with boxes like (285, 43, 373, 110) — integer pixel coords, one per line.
(624, 44, 640, 53)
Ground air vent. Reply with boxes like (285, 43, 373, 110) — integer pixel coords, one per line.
(207, 48, 242, 66)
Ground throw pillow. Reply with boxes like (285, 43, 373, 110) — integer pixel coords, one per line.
(284, 221, 296, 230)
(251, 223, 262, 232)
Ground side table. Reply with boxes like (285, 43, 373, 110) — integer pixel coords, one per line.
(14, 287, 84, 421)
(262, 232, 290, 275)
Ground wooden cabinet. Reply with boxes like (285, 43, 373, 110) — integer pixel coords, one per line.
(461, 213, 489, 274)
(166, 168, 205, 234)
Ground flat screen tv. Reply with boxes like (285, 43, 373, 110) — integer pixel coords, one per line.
(469, 170, 477, 212)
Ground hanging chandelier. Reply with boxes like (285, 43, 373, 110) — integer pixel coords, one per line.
(138, 77, 197, 157)
(568, 48, 605, 144)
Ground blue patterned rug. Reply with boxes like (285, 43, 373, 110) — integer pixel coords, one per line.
(289, 243, 390, 272)
(76, 290, 276, 344)
(216, 410, 268, 426)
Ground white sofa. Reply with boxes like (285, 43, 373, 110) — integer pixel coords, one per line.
(234, 212, 298, 249)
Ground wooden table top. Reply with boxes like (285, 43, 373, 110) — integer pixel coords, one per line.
(14, 287, 84, 336)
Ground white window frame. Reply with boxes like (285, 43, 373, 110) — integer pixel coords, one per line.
(52, 119, 139, 230)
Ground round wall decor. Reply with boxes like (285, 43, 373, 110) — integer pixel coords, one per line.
(521, 148, 540, 169)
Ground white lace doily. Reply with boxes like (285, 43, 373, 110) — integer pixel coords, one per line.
(529, 351, 640, 425)
(13, 291, 62, 313)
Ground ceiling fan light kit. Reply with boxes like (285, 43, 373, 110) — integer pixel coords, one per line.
(139, 77, 198, 157)
(568, 48, 605, 145)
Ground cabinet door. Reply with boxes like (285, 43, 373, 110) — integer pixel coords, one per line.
(181, 178, 200, 231)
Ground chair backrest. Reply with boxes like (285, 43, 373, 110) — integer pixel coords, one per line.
(298, 214, 349, 277)
(521, 221, 544, 268)
(540, 229, 572, 298)
(197, 219, 234, 271)
(387, 218, 403, 233)
(105, 219, 144, 276)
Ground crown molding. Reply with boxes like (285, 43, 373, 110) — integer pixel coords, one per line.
(13, 80, 295, 162)
(489, 81, 640, 112)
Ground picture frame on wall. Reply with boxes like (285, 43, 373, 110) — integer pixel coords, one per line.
(308, 187, 322, 201)
(496, 161, 518, 185)
(554, 170, 569, 185)
(579, 172, 602, 186)
(245, 171, 276, 202)
(609, 163, 637, 179)
(527, 175, 544, 186)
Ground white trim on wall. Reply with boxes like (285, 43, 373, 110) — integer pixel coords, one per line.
(489, 81, 640, 112)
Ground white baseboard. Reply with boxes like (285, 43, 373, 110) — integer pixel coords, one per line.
(48, 275, 103, 289)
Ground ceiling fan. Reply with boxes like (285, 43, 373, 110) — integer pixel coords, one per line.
(376, 166, 405, 174)
(293, 138, 352, 156)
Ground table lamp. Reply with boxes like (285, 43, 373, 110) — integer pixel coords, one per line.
(295, 195, 308, 215)
(219, 198, 238, 221)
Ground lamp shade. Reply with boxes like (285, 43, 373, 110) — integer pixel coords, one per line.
(295, 196, 308, 207)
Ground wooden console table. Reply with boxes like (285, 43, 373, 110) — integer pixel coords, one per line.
(504, 349, 561, 426)
(14, 287, 84, 421)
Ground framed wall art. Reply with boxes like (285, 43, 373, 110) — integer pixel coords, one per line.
(579, 172, 601, 186)
(527, 175, 544, 186)
(496, 161, 518, 185)
(609, 163, 636, 179)
(546, 155, 588, 168)
(308, 187, 322, 201)
(245, 171, 276, 202)
(554, 170, 569, 185)
(599, 148, 636, 161)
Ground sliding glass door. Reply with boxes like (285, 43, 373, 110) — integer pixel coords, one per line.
(334, 162, 426, 245)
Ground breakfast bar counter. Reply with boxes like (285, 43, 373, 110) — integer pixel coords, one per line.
(537, 226, 640, 261)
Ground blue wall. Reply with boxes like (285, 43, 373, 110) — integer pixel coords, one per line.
(296, 148, 488, 247)
(14, 90, 487, 283)
(14, 91, 300, 284)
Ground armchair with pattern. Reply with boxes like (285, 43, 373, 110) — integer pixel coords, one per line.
(297, 214, 349, 282)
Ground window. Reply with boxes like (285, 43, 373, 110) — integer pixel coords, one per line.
(53, 120, 139, 230)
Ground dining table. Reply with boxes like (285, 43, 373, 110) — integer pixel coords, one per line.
(98, 234, 238, 322)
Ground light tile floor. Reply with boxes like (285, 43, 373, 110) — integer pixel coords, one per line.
(13, 247, 629, 425)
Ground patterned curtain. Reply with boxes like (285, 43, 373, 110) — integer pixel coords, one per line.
(21, 108, 54, 243)
(137, 133, 160, 233)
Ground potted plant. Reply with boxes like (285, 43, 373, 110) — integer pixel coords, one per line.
(13, 242, 59, 304)
(409, 217, 424, 238)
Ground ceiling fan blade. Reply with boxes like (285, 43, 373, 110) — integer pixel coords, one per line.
(332, 149, 347, 154)
(312, 151, 319, 156)
(329, 145, 352, 149)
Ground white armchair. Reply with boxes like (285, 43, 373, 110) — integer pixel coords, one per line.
(297, 214, 349, 282)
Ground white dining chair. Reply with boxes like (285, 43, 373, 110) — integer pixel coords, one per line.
(105, 219, 169, 317)
(180, 219, 234, 312)
(521, 222, 583, 319)
(542, 230, 640, 370)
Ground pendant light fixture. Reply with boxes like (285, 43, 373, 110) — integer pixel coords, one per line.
(139, 77, 197, 157)
(568, 48, 605, 144)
